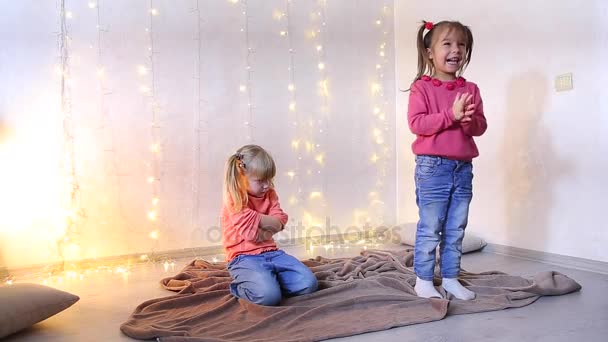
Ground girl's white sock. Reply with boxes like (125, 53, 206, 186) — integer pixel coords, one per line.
(414, 277, 442, 298)
(442, 277, 475, 300)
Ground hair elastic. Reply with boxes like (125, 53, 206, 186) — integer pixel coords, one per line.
(234, 153, 246, 169)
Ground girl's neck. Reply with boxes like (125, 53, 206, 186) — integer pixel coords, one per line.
(432, 72, 457, 81)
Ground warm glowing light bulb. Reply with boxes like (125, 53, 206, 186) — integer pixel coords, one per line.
(149, 230, 159, 239)
(288, 84, 295, 91)
(150, 8, 159, 16)
(147, 176, 155, 183)
(316, 45, 323, 51)
(315, 154, 324, 164)
(305, 141, 313, 152)
(152, 197, 159, 206)
(66, 11, 73, 19)
(147, 211, 157, 221)
(289, 102, 296, 111)
(319, 80, 329, 97)
(88, 2, 96, 9)
(371, 153, 379, 163)
(291, 140, 300, 150)
(373, 107, 380, 115)
(286, 171, 296, 179)
(318, 62, 325, 70)
(139, 85, 150, 93)
(280, 31, 287, 36)
(375, 19, 381, 25)
(239, 85, 246, 92)
(371, 83, 381, 94)
(309, 192, 322, 199)
(137, 65, 148, 75)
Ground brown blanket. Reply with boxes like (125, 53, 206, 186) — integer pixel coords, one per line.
(120, 249, 581, 341)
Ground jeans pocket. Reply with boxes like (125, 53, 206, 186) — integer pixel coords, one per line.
(415, 157, 439, 181)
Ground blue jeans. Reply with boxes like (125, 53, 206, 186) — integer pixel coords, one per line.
(413, 155, 473, 281)
(227, 250, 318, 306)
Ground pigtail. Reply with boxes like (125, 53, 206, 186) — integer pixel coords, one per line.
(459, 24, 474, 77)
(399, 21, 434, 92)
(223, 153, 248, 213)
(415, 21, 431, 82)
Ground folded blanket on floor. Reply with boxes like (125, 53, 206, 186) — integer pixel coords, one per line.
(120, 249, 581, 342)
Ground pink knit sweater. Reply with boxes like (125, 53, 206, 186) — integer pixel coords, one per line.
(407, 77, 487, 160)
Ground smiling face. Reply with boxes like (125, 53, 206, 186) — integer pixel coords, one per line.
(427, 27, 468, 80)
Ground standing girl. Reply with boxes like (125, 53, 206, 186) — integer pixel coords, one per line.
(407, 20, 487, 300)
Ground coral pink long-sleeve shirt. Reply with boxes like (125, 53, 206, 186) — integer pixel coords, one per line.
(407, 77, 487, 160)
(221, 188, 289, 262)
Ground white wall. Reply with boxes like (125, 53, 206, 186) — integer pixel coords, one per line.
(395, 0, 608, 262)
(0, 0, 396, 268)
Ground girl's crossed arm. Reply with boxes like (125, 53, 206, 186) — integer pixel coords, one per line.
(257, 190, 289, 242)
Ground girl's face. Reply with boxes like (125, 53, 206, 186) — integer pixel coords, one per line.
(245, 174, 271, 197)
(428, 27, 467, 80)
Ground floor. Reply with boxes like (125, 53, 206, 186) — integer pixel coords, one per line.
(5, 244, 608, 342)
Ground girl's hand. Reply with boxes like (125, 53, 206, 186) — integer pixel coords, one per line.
(461, 103, 476, 123)
(452, 93, 473, 121)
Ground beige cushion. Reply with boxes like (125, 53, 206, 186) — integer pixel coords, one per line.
(0, 283, 79, 338)
(398, 222, 486, 253)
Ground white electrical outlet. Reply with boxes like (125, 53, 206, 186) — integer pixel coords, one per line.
(555, 73, 573, 92)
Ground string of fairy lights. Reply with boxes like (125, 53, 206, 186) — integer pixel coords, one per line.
(237, 0, 255, 142)
(3, 1, 396, 285)
(144, 0, 162, 245)
(368, 3, 392, 227)
(57, 0, 86, 272)
(277, 1, 302, 213)
(311, 0, 329, 221)
(191, 0, 205, 241)
(282, 0, 332, 230)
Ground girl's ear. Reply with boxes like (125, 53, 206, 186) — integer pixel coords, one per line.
(426, 47, 433, 60)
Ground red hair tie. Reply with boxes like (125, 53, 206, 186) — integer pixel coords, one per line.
(424, 21, 434, 30)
